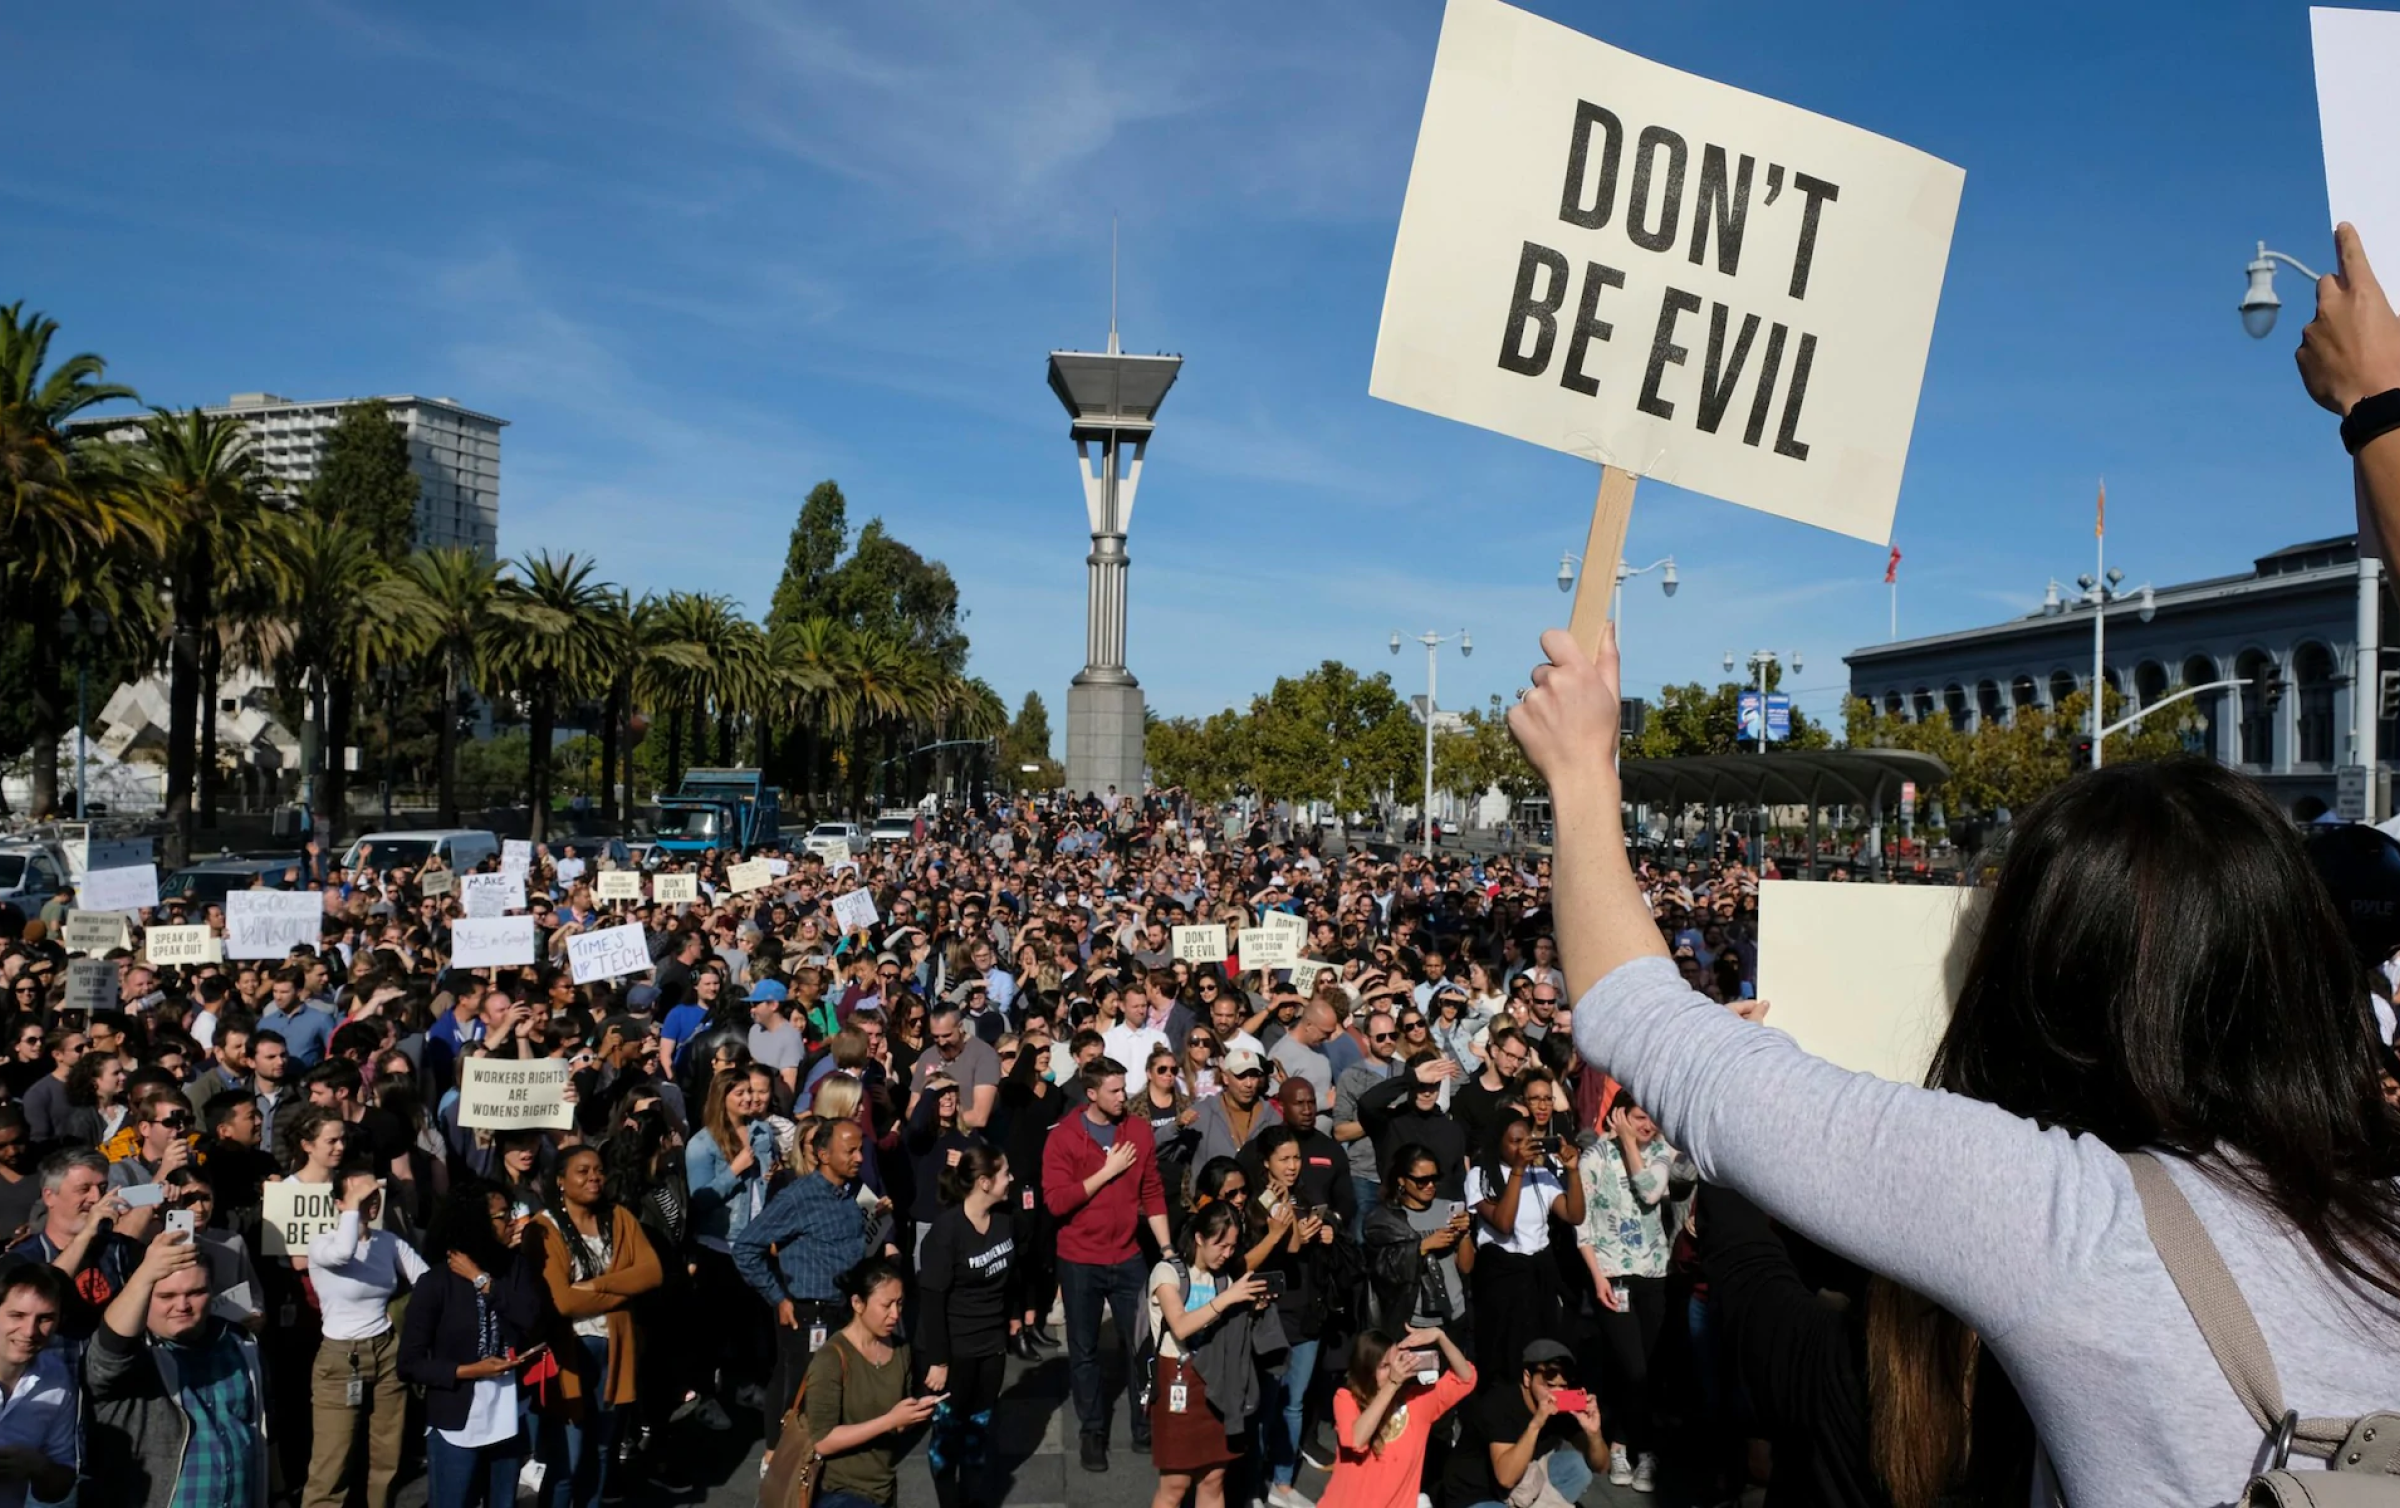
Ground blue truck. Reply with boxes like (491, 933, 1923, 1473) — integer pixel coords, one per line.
(651, 768, 783, 859)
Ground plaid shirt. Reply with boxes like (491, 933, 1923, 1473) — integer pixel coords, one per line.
(732, 1171, 870, 1304)
(168, 1324, 260, 1508)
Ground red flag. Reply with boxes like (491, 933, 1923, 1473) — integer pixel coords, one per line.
(1884, 546, 1901, 584)
(2095, 480, 2106, 539)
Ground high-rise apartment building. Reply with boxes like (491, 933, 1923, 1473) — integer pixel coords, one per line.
(74, 392, 506, 557)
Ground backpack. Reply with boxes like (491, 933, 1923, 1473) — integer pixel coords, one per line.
(758, 1338, 850, 1508)
(2123, 1152, 2400, 1505)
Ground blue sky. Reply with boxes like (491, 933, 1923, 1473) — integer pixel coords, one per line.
(0, 0, 2368, 739)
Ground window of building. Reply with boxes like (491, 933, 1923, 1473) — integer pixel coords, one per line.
(1944, 684, 1971, 732)
(2135, 661, 2169, 708)
(2012, 675, 2039, 713)
(2049, 670, 2077, 708)
(2235, 649, 2277, 767)
(1977, 680, 2005, 726)
(1912, 688, 1935, 722)
(2294, 642, 2337, 766)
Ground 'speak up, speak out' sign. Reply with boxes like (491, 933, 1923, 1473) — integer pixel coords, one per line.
(1372, 0, 1962, 545)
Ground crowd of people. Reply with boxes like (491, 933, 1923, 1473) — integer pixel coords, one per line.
(0, 788, 1828, 1508)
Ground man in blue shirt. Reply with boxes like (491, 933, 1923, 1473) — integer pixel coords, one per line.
(253, 970, 333, 1068)
(733, 1119, 877, 1416)
(0, 1264, 78, 1506)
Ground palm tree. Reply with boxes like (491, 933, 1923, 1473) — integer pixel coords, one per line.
(402, 546, 500, 825)
(0, 303, 148, 816)
(278, 517, 423, 840)
(129, 408, 283, 866)
(768, 614, 851, 815)
(486, 552, 615, 844)
(599, 592, 706, 822)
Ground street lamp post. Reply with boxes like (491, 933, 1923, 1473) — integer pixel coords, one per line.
(2070, 568, 2155, 770)
(2240, 235, 2386, 814)
(58, 606, 110, 821)
(1724, 647, 1801, 868)
(1560, 553, 1677, 635)
(1390, 628, 1471, 858)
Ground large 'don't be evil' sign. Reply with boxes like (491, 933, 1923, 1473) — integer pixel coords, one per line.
(1370, 0, 1963, 544)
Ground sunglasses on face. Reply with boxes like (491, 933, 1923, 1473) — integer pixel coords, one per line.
(1399, 1170, 1437, 1186)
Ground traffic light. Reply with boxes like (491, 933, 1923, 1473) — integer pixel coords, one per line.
(2382, 668, 2400, 721)
(2071, 734, 2095, 772)
(1620, 697, 1649, 740)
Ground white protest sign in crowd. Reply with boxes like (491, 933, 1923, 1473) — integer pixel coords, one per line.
(260, 1181, 377, 1259)
(1172, 924, 1228, 963)
(726, 859, 773, 895)
(62, 959, 116, 1015)
(60, 912, 129, 955)
(2314, 8, 2400, 274)
(460, 873, 524, 920)
(501, 838, 533, 875)
(1238, 926, 1301, 971)
(597, 870, 643, 902)
(457, 1057, 574, 1131)
(76, 862, 158, 915)
(652, 873, 698, 905)
(419, 868, 455, 897)
(145, 924, 222, 967)
(1371, 0, 1962, 544)
(568, 922, 652, 984)
(451, 915, 537, 970)
(224, 889, 322, 960)
(831, 887, 880, 934)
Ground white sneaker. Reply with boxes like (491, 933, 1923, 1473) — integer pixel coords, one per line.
(1631, 1453, 1657, 1495)
(1609, 1443, 1634, 1486)
(1418, 1497, 1434, 1508)
(1269, 1485, 1316, 1508)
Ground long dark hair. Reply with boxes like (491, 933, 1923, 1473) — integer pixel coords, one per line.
(425, 1178, 512, 1271)
(544, 1146, 617, 1282)
(1876, 758, 2400, 1506)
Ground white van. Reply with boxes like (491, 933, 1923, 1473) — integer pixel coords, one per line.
(341, 828, 501, 876)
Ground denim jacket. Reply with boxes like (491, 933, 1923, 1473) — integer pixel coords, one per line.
(687, 1118, 779, 1253)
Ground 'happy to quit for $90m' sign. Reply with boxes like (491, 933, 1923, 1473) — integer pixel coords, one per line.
(1371, 0, 1962, 544)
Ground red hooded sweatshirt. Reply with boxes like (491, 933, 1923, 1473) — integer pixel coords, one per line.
(1042, 1105, 1166, 1266)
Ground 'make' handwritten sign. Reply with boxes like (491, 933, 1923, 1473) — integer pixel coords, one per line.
(1370, 0, 1962, 544)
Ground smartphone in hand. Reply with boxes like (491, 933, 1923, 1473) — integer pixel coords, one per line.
(1552, 1387, 1590, 1415)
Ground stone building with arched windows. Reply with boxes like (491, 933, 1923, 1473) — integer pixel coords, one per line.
(1844, 535, 2392, 820)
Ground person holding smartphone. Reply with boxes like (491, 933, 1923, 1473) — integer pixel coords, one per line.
(1463, 1115, 1582, 1405)
(400, 1180, 551, 1508)
(1328, 1325, 1476, 1508)
(1574, 1094, 1686, 1494)
(303, 1167, 430, 1508)
(1439, 1340, 1609, 1508)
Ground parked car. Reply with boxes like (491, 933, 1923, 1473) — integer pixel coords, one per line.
(0, 844, 71, 919)
(870, 810, 923, 845)
(340, 828, 501, 877)
(804, 821, 864, 859)
(159, 856, 306, 911)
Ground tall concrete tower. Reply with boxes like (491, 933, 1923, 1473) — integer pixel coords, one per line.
(1048, 322, 1180, 799)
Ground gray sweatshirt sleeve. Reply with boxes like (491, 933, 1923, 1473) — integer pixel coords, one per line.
(1572, 955, 2126, 1344)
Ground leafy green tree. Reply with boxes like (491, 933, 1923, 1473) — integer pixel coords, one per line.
(1844, 685, 2197, 818)
(277, 517, 424, 836)
(1001, 692, 1063, 789)
(1626, 664, 1832, 759)
(767, 480, 849, 631)
(824, 519, 967, 673)
(1241, 661, 1416, 809)
(305, 400, 420, 561)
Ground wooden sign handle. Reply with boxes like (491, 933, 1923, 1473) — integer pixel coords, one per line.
(1567, 465, 1640, 659)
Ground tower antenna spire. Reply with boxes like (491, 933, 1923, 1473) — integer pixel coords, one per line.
(1108, 214, 1120, 355)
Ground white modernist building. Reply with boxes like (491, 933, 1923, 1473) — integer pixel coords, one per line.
(75, 392, 506, 557)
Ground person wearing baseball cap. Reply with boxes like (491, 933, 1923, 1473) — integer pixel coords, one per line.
(1439, 1338, 1608, 1508)
(1189, 1047, 1281, 1171)
(747, 979, 805, 1095)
